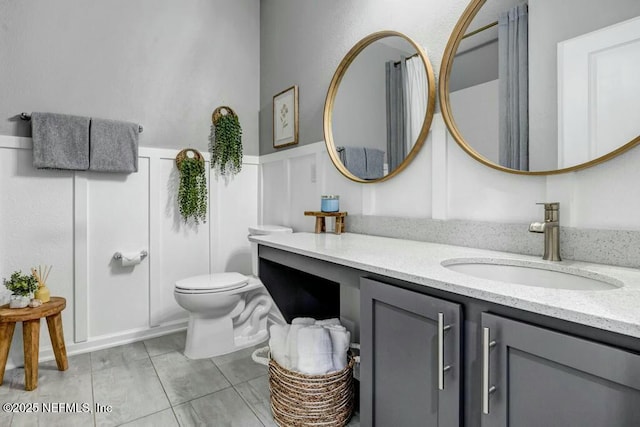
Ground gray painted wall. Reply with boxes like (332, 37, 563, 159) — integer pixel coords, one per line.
(259, 0, 467, 156)
(0, 0, 260, 155)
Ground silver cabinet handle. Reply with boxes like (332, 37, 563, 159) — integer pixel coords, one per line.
(438, 312, 452, 391)
(482, 327, 497, 415)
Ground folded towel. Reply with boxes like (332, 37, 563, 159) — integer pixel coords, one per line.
(269, 324, 290, 368)
(315, 318, 341, 327)
(337, 146, 367, 179)
(363, 148, 385, 180)
(89, 118, 139, 173)
(325, 324, 350, 371)
(31, 112, 90, 170)
(297, 325, 334, 375)
(292, 317, 316, 326)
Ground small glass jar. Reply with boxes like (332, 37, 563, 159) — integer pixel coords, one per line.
(321, 195, 340, 212)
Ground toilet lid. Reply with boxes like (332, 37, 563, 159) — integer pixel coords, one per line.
(248, 225, 293, 235)
(175, 272, 248, 292)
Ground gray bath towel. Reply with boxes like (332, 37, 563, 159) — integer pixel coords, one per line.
(363, 148, 385, 180)
(336, 146, 367, 179)
(89, 118, 139, 173)
(31, 112, 90, 170)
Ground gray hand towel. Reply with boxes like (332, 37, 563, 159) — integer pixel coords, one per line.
(31, 112, 90, 170)
(336, 146, 367, 179)
(363, 148, 385, 180)
(89, 118, 139, 173)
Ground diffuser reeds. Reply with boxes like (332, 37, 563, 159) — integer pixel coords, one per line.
(31, 265, 52, 288)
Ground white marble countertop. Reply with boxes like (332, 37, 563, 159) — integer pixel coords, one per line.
(250, 232, 640, 339)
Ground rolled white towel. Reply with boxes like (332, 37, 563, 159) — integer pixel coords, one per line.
(269, 324, 290, 368)
(325, 324, 350, 371)
(292, 317, 316, 325)
(286, 323, 306, 370)
(315, 318, 341, 327)
(297, 325, 334, 375)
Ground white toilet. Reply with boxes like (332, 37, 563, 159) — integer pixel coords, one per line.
(174, 225, 292, 359)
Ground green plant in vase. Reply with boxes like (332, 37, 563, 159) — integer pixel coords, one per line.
(178, 156, 208, 224)
(209, 111, 243, 176)
(3, 271, 38, 308)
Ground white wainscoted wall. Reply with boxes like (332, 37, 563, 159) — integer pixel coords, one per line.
(0, 135, 258, 369)
(260, 114, 640, 231)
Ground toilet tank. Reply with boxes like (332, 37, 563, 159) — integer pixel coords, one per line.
(248, 225, 293, 276)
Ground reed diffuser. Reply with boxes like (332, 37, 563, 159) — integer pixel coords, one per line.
(31, 265, 52, 303)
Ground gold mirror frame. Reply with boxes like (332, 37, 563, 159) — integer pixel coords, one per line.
(439, 0, 640, 176)
(323, 30, 436, 183)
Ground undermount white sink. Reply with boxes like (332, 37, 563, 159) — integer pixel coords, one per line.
(442, 258, 622, 291)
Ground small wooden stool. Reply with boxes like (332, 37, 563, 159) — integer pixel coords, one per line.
(304, 211, 348, 234)
(0, 297, 68, 391)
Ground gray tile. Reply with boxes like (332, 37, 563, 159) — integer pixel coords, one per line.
(0, 411, 10, 427)
(173, 403, 205, 427)
(9, 371, 94, 427)
(0, 353, 91, 399)
(215, 352, 267, 385)
(41, 353, 92, 376)
(189, 388, 262, 427)
(93, 357, 170, 427)
(211, 344, 264, 367)
(121, 409, 178, 427)
(91, 341, 149, 371)
(235, 375, 275, 427)
(151, 351, 229, 405)
(143, 332, 186, 357)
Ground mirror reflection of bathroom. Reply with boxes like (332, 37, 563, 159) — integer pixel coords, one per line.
(449, 0, 640, 172)
(331, 35, 430, 180)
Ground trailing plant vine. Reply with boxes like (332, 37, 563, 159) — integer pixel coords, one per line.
(178, 156, 208, 224)
(209, 110, 243, 176)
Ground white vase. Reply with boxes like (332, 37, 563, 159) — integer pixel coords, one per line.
(9, 295, 30, 309)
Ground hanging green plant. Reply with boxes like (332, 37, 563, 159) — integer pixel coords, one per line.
(176, 149, 207, 224)
(209, 106, 243, 176)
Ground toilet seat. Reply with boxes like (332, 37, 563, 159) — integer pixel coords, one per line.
(175, 272, 248, 294)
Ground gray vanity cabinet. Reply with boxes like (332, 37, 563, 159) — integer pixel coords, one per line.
(361, 277, 462, 426)
(481, 313, 640, 427)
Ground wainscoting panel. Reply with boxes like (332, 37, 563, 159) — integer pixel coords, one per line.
(0, 136, 258, 368)
(87, 158, 151, 337)
(0, 139, 75, 364)
(151, 155, 210, 328)
(210, 162, 259, 274)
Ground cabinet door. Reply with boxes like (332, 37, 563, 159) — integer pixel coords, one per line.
(481, 313, 640, 427)
(361, 278, 462, 426)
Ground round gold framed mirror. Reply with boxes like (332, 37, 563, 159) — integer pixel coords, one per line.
(323, 31, 436, 183)
(440, 0, 640, 175)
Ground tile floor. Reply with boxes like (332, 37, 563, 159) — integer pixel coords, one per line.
(0, 331, 360, 427)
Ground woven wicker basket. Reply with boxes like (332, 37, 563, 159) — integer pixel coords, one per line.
(253, 347, 355, 427)
(175, 148, 204, 170)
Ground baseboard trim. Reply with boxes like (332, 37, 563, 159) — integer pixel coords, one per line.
(6, 321, 187, 371)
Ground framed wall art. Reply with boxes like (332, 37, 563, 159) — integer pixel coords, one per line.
(273, 85, 299, 148)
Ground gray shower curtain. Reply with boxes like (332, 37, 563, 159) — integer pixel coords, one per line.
(386, 58, 407, 172)
(498, 3, 529, 171)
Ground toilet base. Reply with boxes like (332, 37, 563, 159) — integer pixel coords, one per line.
(183, 311, 269, 359)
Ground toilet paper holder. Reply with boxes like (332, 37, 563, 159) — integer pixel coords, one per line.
(113, 250, 148, 261)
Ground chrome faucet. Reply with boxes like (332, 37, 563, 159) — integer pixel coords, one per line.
(529, 202, 561, 261)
